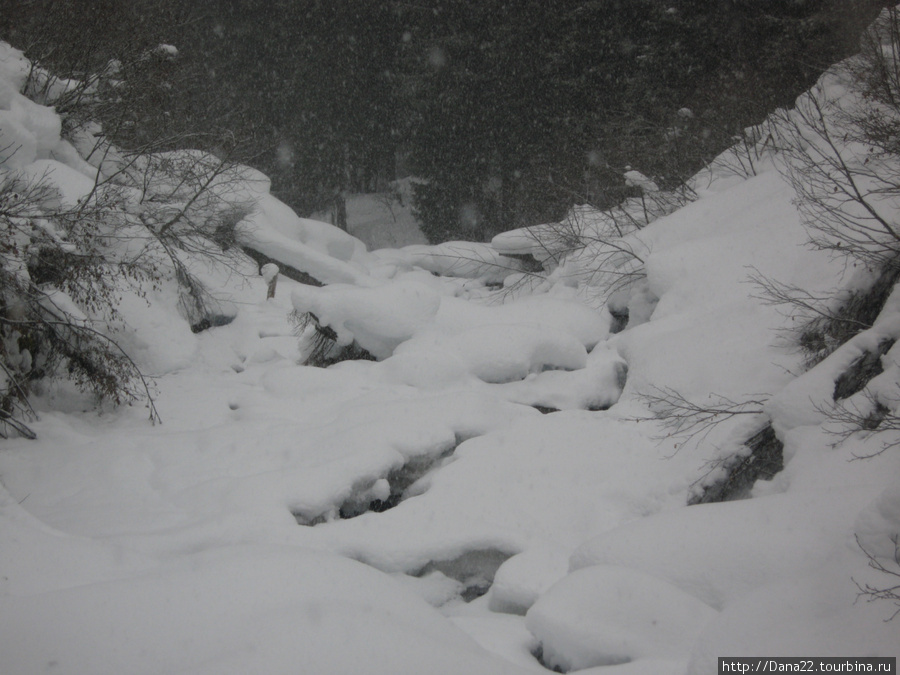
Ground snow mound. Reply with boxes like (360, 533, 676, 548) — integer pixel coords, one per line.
(292, 279, 442, 359)
(569, 489, 874, 610)
(854, 479, 900, 560)
(0, 76, 61, 168)
(238, 194, 373, 286)
(525, 565, 716, 671)
(437, 323, 588, 384)
(390, 240, 524, 285)
(492, 343, 626, 411)
(0, 545, 528, 675)
(487, 545, 570, 615)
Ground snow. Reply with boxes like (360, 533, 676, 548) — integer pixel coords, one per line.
(292, 278, 442, 359)
(236, 193, 374, 286)
(2, 28, 900, 675)
(424, 322, 589, 384)
(17, 158, 96, 207)
(0, 543, 526, 675)
(154, 43, 178, 58)
(261, 262, 279, 284)
(525, 565, 717, 670)
(0, 78, 62, 168)
(569, 489, 878, 610)
(624, 169, 659, 193)
(383, 240, 525, 285)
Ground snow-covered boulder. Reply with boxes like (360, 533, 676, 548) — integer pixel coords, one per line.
(292, 279, 442, 359)
(525, 565, 716, 670)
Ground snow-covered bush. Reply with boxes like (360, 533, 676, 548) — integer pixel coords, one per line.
(775, 8, 900, 279)
(0, 44, 255, 438)
(491, 174, 694, 315)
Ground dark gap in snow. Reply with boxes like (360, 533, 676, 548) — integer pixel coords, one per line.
(413, 548, 515, 602)
(531, 643, 631, 672)
(534, 405, 560, 414)
(800, 264, 900, 367)
(293, 440, 461, 526)
(241, 246, 324, 286)
(176, 268, 237, 334)
(339, 445, 455, 519)
(530, 645, 567, 674)
(594, 361, 629, 411)
(292, 311, 377, 368)
(312, 340, 376, 368)
(859, 402, 892, 431)
(616, 361, 629, 389)
(608, 305, 629, 335)
(833, 338, 894, 400)
(689, 423, 783, 504)
(189, 314, 235, 334)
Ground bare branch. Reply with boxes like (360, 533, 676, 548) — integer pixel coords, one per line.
(815, 392, 900, 459)
(854, 534, 900, 621)
(633, 386, 768, 449)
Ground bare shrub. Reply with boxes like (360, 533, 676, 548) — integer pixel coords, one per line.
(706, 119, 779, 180)
(773, 9, 900, 278)
(635, 386, 768, 449)
(855, 534, 900, 621)
(749, 266, 900, 367)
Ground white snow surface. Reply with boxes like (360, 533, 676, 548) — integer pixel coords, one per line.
(1, 38, 899, 675)
(526, 565, 717, 670)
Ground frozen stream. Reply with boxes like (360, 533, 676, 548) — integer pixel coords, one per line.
(1, 37, 898, 672)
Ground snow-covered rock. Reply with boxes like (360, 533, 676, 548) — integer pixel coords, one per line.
(526, 565, 716, 670)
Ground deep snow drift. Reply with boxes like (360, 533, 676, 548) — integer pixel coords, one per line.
(1, 26, 899, 675)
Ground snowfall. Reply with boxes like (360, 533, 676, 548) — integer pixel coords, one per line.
(1, 28, 899, 675)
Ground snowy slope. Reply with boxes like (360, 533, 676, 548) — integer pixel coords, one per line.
(1, 25, 900, 675)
